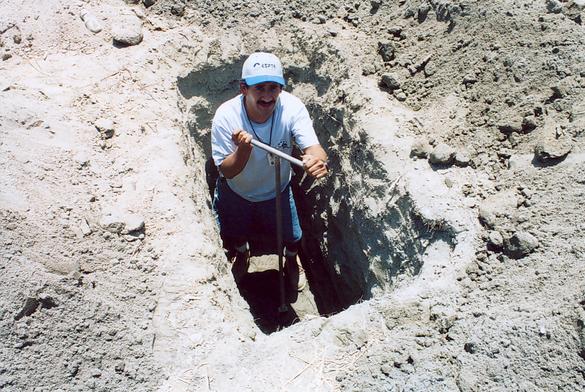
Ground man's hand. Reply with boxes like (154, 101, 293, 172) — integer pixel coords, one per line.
(219, 130, 253, 179)
(301, 144, 328, 179)
(302, 154, 328, 179)
(232, 129, 253, 150)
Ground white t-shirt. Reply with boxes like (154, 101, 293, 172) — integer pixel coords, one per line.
(211, 91, 319, 202)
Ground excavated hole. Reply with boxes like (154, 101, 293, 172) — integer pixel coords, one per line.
(178, 57, 455, 333)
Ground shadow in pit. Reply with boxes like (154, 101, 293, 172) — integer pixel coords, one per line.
(297, 239, 343, 317)
(235, 270, 300, 334)
(207, 157, 345, 323)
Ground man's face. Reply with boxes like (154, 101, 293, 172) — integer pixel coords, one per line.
(241, 81, 282, 121)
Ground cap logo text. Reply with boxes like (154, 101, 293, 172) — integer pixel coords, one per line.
(253, 62, 276, 69)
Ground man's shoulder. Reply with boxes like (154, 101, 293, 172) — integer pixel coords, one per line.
(278, 91, 307, 117)
(215, 95, 243, 117)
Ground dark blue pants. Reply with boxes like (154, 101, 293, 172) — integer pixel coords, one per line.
(212, 177, 302, 251)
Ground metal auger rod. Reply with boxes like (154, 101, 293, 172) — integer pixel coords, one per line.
(251, 138, 303, 314)
(274, 156, 288, 313)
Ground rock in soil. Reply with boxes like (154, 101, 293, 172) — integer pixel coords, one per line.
(534, 139, 572, 164)
(94, 118, 115, 139)
(504, 231, 539, 259)
(429, 143, 455, 165)
(81, 11, 103, 33)
(112, 14, 143, 46)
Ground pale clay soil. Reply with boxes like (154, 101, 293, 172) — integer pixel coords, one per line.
(1, 1, 585, 391)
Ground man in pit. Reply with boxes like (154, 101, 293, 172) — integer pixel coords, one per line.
(211, 52, 328, 291)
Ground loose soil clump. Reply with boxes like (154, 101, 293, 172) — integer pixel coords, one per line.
(1, 0, 585, 391)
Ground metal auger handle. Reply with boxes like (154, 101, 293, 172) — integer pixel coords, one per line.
(251, 139, 304, 168)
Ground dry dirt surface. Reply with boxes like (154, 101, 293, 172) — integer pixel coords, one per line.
(1, 0, 585, 391)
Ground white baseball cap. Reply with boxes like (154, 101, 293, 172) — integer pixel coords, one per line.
(241, 52, 285, 86)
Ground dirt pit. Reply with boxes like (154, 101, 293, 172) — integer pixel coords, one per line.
(177, 54, 468, 335)
(2, 1, 585, 391)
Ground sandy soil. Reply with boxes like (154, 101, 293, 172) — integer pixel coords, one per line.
(1, 0, 584, 391)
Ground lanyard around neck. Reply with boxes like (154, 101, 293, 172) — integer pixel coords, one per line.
(242, 97, 275, 146)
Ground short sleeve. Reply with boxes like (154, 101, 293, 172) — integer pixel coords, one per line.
(291, 104, 319, 150)
(211, 114, 235, 167)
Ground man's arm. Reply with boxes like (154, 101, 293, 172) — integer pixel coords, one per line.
(302, 144, 328, 179)
(219, 130, 253, 179)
